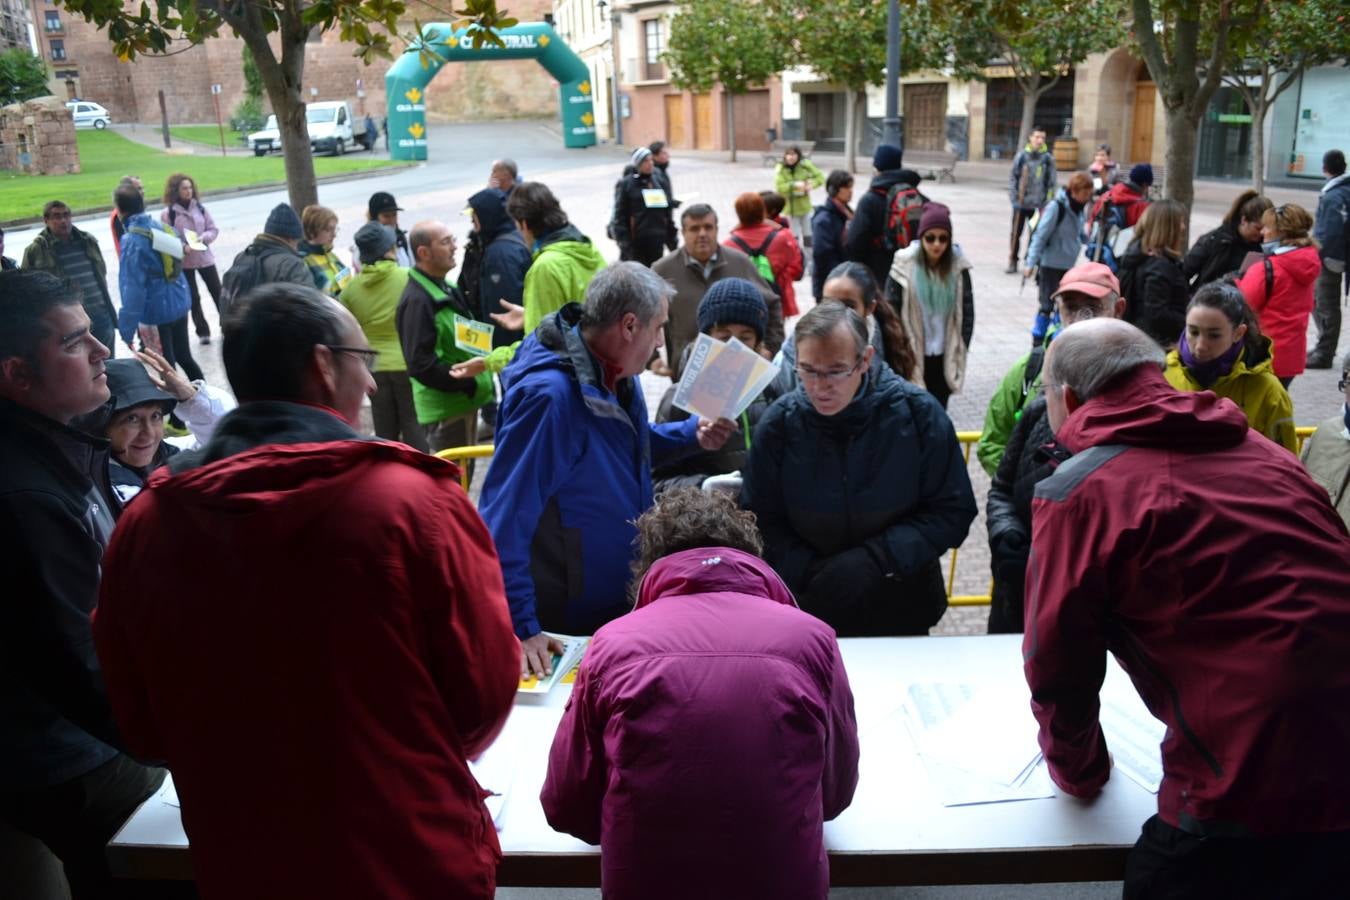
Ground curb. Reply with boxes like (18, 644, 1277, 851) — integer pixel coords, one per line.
(0, 162, 420, 230)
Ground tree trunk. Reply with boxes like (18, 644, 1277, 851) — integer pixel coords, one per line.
(727, 91, 737, 163)
(1018, 72, 1042, 147)
(1163, 104, 1198, 231)
(844, 88, 858, 174)
(1250, 92, 1266, 194)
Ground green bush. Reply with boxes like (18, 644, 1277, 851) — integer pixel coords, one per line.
(229, 95, 266, 135)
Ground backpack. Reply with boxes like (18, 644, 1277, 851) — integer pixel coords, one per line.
(1085, 198, 1133, 274)
(220, 247, 266, 315)
(876, 183, 929, 253)
(730, 232, 782, 296)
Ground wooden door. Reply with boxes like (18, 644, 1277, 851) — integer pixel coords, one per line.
(904, 83, 947, 151)
(735, 89, 772, 152)
(694, 93, 715, 149)
(665, 95, 687, 148)
(1131, 82, 1156, 163)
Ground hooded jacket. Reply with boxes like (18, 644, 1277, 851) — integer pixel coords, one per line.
(541, 547, 859, 900)
(887, 243, 975, 393)
(478, 304, 700, 640)
(467, 187, 531, 348)
(224, 233, 313, 293)
(724, 221, 804, 315)
(741, 366, 977, 636)
(1183, 220, 1261, 292)
(93, 401, 520, 900)
(844, 167, 923, 287)
(0, 398, 124, 791)
(117, 212, 192, 343)
(1026, 188, 1086, 272)
(1238, 244, 1321, 378)
(1117, 245, 1187, 347)
(1008, 144, 1057, 210)
(338, 259, 411, 372)
(1024, 365, 1350, 838)
(1163, 336, 1296, 453)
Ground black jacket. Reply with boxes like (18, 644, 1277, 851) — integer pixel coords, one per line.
(984, 395, 1070, 634)
(1118, 245, 1188, 347)
(810, 199, 851, 300)
(844, 168, 922, 287)
(466, 187, 531, 348)
(1184, 221, 1261, 292)
(741, 367, 978, 636)
(395, 268, 479, 397)
(0, 399, 126, 789)
(612, 169, 677, 260)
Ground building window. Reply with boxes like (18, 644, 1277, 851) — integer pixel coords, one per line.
(50, 38, 65, 60)
(45, 10, 60, 30)
(643, 18, 664, 80)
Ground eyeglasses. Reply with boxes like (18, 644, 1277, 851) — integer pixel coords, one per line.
(1339, 377, 1348, 391)
(797, 358, 864, 384)
(325, 345, 379, 372)
(922, 233, 950, 245)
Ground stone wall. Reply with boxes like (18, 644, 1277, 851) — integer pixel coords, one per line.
(0, 96, 81, 175)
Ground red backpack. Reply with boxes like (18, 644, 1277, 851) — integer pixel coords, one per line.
(875, 183, 929, 253)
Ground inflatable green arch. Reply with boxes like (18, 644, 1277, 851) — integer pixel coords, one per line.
(385, 23, 598, 161)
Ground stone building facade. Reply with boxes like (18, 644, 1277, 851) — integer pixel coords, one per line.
(0, 95, 80, 174)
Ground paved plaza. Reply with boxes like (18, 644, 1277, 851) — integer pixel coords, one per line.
(6, 119, 1344, 639)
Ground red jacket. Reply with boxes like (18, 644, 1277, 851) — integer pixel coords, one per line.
(1088, 181, 1150, 231)
(94, 405, 520, 899)
(725, 222, 804, 317)
(1238, 244, 1320, 377)
(541, 547, 859, 899)
(1024, 366, 1350, 838)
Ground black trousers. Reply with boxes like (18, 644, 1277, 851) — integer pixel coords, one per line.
(923, 354, 950, 409)
(184, 265, 222, 337)
(1124, 814, 1350, 900)
(0, 755, 165, 899)
(1008, 206, 1036, 265)
(157, 315, 204, 382)
(371, 370, 428, 452)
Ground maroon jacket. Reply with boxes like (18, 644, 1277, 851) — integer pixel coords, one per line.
(94, 403, 520, 899)
(1023, 366, 1350, 837)
(541, 547, 859, 899)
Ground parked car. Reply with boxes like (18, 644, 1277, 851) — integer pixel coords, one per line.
(247, 102, 371, 157)
(66, 100, 111, 130)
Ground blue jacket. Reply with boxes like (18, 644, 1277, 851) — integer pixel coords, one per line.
(1026, 188, 1085, 271)
(468, 187, 532, 329)
(1314, 172, 1350, 266)
(810, 198, 851, 300)
(479, 304, 699, 639)
(118, 212, 191, 342)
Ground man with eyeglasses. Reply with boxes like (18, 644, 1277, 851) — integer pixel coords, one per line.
(396, 219, 495, 454)
(983, 262, 1127, 634)
(741, 302, 976, 636)
(94, 282, 520, 899)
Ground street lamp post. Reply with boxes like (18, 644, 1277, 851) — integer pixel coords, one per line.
(881, 0, 902, 153)
(598, 0, 622, 145)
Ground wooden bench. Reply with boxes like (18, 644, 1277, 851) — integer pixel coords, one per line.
(762, 139, 816, 166)
(905, 149, 959, 184)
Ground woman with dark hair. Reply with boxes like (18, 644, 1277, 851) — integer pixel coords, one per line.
(1184, 190, 1273, 292)
(774, 144, 825, 254)
(1238, 202, 1322, 387)
(1164, 281, 1296, 453)
(885, 204, 974, 409)
(1118, 198, 1189, 348)
(810, 169, 854, 301)
(161, 173, 221, 345)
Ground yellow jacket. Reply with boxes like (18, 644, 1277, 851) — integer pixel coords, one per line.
(1164, 337, 1297, 453)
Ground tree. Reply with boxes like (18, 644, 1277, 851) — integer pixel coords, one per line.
(0, 49, 51, 105)
(1130, 0, 1241, 223)
(57, 0, 511, 210)
(665, 0, 787, 162)
(1216, 0, 1350, 192)
(929, 0, 1128, 149)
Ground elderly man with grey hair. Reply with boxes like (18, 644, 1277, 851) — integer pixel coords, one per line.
(1026, 318, 1350, 900)
(479, 261, 735, 677)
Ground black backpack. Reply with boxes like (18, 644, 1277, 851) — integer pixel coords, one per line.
(220, 247, 266, 316)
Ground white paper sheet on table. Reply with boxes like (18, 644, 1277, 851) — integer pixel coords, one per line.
(159, 778, 180, 808)
(1100, 696, 1166, 793)
(469, 745, 515, 831)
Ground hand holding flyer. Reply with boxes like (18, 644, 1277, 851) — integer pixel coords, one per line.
(672, 334, 781, 422)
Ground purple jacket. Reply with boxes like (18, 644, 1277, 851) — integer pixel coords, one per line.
(541, 547, 859, 900)
(161, 199, 218, 269)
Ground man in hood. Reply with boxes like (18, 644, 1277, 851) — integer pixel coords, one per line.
(1026, 318, 1350, 898)
(1006, 127, 1057, 274)
(93, 283, 520, 899)
(1309, 148, 1349, 368)
(465, 187, 531, 349)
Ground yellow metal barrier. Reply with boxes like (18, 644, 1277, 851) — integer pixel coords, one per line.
(436, 425, 1323, 608)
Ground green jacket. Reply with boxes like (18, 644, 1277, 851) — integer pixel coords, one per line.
(978, 346, 1046, 476)
(484, 226, 606, 374)
(397, 268, 493, 424)
(338, 260, 409, 372)
(775, 158, 826, 218)
(1163, 338, 1297, 454)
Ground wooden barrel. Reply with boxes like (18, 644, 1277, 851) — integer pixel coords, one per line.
(1053, 136, 1080, 172)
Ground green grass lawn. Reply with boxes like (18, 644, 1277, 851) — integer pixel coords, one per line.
(168, 124, 244, 147)
(0, 130, 403, 222)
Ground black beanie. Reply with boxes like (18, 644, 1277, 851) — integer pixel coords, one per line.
(264, 203, 304, 240)
(697, 277, 767, 342)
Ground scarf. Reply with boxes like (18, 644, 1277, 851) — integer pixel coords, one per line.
(913, 259, 957, 317)
(1178, 333, 1244, 388)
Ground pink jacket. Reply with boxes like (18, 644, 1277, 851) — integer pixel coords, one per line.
(541, 547, 859, 900)
(161, 199, 219, 270)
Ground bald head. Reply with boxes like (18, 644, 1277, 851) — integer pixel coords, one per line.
(1044, 319, 1164, 432)
(409, 220, 456, 279)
